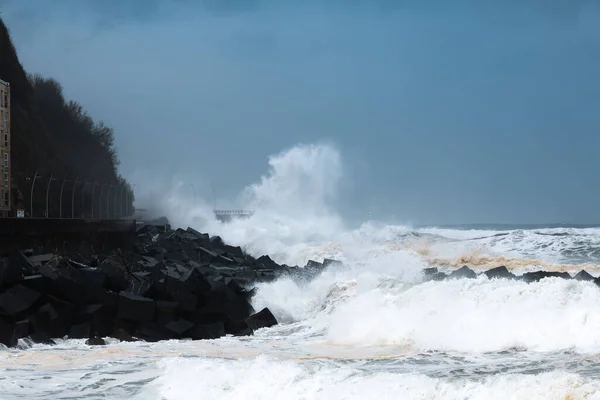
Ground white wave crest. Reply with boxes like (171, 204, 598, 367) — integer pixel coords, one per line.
(141, 355, 600, 400)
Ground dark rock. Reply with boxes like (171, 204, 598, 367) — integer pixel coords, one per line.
(14, 319, 29, 339)
(117, 292, 155, 323)
(245, 308, 278, 331)
(198, 247, 218, 262)
(484, 266, 515, 280)
(223, 245, 244, 259)
(69, 321, 91, 339)
(156, 301, 178, 324)
(85, 337, 106, 346)
(323, 259, 344, 267)
(112, 327, 137, 342)
(0, 284, 41, 316)
(28, 332, 56, 345)
(31, 303, 65, 337)
(422, 267, 439, 277)
(192, 321, 225, 340)
(254, 255, 280, 271)
(210, 236, 225, 248)
(447, 266, 477, 280)
(574, 270, 595, 281)
(0, 256, 24, 285)
(165, 318, 195, 337)
(0, 319, 17, 347)
(521, 271, 571, 283)
(21, 274, 49, 294)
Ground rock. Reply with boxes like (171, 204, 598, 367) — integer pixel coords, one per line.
(323, 259, 343, 268)
(0, 284, 41, 316)
(117, 292, 155, 323)
(0, 319, 17, 347)
(0, 256, 24, 285)
(27, 332, 55, 345)
(85, 337, 106, 346)
(0, 223, 289, 347)
(192, 321, 225, 340)
(447, 266, 477, 280)
(520, 271, 571, 283)
(31, 303, 65, 338)
(574, 270, 595, 281)
(165, 318, 195, 338)
(245, 308, 278, 331)
(69, 321, 91, 339)
(484, 266, 515, 280)
(254, 255, 280, 271)
(14, 319, 29, 339)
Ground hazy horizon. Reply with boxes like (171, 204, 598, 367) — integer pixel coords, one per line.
(2, 0, 600, 227)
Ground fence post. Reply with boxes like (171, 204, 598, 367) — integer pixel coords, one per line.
(91, 182, 97, 219)
(71, 176, 79, 219)
(30, 170, 38, 218)
(59, 175, 68, 218)
(45, 174, 56, 218)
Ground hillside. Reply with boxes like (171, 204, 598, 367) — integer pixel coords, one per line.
(0, 18, 133, 217)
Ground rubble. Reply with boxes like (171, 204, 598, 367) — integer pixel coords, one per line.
(0, 220, 339, 347)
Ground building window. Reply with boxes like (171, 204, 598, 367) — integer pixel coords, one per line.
(3, 172, 7, 183)
(3, 134, 6, 147)
(3, 152, 7, 167)
(3, 93, 6, 109)
(4, 191, 7, 206)
(3, 113, 6, 128)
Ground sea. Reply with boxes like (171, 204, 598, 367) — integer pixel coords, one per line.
(4, 145, 600, 399)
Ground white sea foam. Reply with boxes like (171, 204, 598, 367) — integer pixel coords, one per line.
(6, 143, 600, 398)
(140, 355, 600, 400)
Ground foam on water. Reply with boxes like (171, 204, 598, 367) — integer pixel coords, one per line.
(6, 143, 600, 398)
(141, 356, 600, 400)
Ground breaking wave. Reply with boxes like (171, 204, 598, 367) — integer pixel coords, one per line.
(141, 356, 600, 400)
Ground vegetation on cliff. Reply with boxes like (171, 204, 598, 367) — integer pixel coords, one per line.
(0, 18, 133, 217)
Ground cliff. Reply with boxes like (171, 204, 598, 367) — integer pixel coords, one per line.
(0, 18, 133, 217)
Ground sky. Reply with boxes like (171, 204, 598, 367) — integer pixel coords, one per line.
(1, 0, 600, 226)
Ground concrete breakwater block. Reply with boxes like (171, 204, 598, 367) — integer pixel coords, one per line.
(0, 223, 341, 347)
(422, 265, 600, 286)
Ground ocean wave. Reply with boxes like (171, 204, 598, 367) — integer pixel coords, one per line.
(140, 355, 600, 400)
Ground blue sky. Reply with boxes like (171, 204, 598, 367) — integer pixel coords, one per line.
(1, 0, 600, 225)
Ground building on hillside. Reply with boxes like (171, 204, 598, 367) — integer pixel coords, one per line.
(0, 79, 11, 217)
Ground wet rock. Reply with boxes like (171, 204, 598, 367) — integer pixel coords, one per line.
(447, 266, 477, 280)
(85, 336, 106, 346)
(484, 266, 515, 280)
(0, 284, 41, 316)
(574, 270, 595, 281)
(520, 271, 571, 283)
(117, 292, 155, 323)
(14, 319, 29, 339)
(192, 321, 225, 340)
(165, 318, 195, 338)
(245, 307, 278, 331)
(0, 319, 17, 347)
(27, 332, 55, 345)
(0, 222, 291, 347)
(69, 321, 91, 339)
(0, 256, 24, 285)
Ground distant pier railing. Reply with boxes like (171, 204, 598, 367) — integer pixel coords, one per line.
(214, 209, 255, 222)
